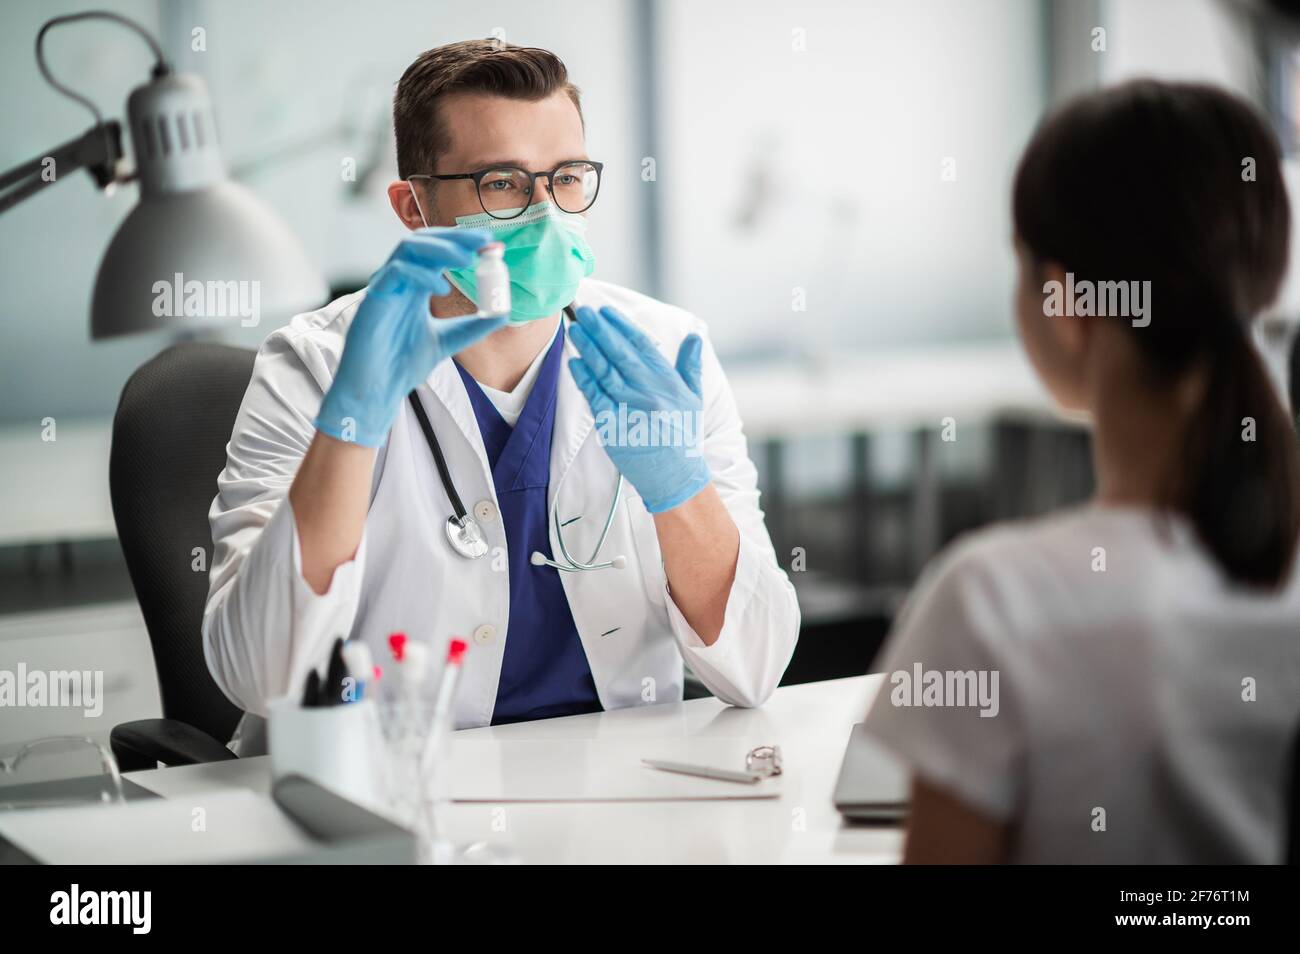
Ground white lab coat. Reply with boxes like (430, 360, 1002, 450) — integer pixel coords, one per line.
(202, 278, 800, 753)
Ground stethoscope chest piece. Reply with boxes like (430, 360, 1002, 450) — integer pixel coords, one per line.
(446, 514, 489, 560)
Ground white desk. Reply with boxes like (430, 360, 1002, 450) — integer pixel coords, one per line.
(126, 675, 903, 864)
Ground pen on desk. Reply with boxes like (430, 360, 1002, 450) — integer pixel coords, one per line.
(323, 637, 348, 705)
(641, 759, 765, 785)
(301, 669, 323, 708)
(341, 639, 373, 701)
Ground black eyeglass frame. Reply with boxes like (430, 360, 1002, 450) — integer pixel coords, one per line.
(407, 160, 604, 220)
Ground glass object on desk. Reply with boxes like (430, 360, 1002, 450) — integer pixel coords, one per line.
(0, 736, 126, 811)
(375, 692, 448, 864)
(374, 636, 490, 864)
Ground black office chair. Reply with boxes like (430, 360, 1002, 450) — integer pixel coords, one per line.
(108, 342, 256, 770)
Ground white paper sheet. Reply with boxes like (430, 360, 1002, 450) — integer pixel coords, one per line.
(0, 790, 317, 864)
(447, 737, 783, 802)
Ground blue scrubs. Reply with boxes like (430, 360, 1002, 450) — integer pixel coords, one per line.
(455, 324, 603, 725)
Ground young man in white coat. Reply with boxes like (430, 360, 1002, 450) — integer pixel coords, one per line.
(202, 38, 799, 752)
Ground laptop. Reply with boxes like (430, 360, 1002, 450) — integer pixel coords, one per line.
(833, 722, 910, 822)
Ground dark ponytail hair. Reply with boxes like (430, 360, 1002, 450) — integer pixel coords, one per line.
(1013, 80, 1300, 588)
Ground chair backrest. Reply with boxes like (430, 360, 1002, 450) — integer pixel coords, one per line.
(110, 341, 256, 745)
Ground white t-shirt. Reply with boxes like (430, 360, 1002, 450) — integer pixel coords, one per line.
(864, 504, 1300, 864)
(471, 320, 561, 427)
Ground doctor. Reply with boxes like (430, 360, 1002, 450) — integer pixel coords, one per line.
(202, 38, 799, 750)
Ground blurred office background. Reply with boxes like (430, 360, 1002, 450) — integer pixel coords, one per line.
(2, 0, 1299, 758)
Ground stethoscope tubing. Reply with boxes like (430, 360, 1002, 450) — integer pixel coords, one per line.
(547, 474, 624, 571)
(408, 305, 625, 570)
(407, 388, 470, 525)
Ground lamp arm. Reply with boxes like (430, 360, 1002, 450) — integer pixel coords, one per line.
(0, 121, 124, 216)
(0, 9, 166, 216)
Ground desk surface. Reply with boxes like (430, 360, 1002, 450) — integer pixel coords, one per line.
(127, 675, 903, 864)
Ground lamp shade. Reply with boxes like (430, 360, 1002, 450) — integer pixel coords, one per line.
(91, 72, 326, 339)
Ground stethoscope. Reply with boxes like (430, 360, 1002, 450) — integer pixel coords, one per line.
(407, 306, 627, 572)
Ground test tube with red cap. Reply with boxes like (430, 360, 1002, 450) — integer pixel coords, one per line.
(421, 637, 469, 859)
(430, 637, 468, 742)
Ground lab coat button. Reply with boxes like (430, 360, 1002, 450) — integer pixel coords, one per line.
(473, 624, 496, 646)
(474, 500, 498, 523)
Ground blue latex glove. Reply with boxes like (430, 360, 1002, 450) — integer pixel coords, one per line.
(316, 228, 506, 446)
(567, 305, 711, 513)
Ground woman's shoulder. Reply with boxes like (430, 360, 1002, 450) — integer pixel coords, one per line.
(922, 504, 1108, 587)
(903, 504, 1203, 648)
(912, 502, 1300, 654)
(934, 503, 1197, 583)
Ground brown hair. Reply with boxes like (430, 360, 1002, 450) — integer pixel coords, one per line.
(393, 38, 582, 180)
(1014, 80, 1300, 588)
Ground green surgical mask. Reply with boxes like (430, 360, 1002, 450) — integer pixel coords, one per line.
(444, 201, 595, 323)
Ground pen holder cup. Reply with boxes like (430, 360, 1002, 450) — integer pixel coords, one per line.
(267, 697, 386, 814)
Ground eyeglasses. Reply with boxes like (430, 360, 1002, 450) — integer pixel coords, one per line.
(408, 160, 603, 220)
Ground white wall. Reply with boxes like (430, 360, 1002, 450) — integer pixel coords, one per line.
(1099, 0, 1260, 95)
(653, 0, 1047, 356)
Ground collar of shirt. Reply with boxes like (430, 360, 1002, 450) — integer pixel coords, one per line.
(473, 318, 562, 427)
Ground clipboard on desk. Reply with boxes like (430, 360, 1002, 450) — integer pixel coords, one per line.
(448, 737, 786, 802)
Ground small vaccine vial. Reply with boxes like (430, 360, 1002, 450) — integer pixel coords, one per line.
(474, 242, 511, 319)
